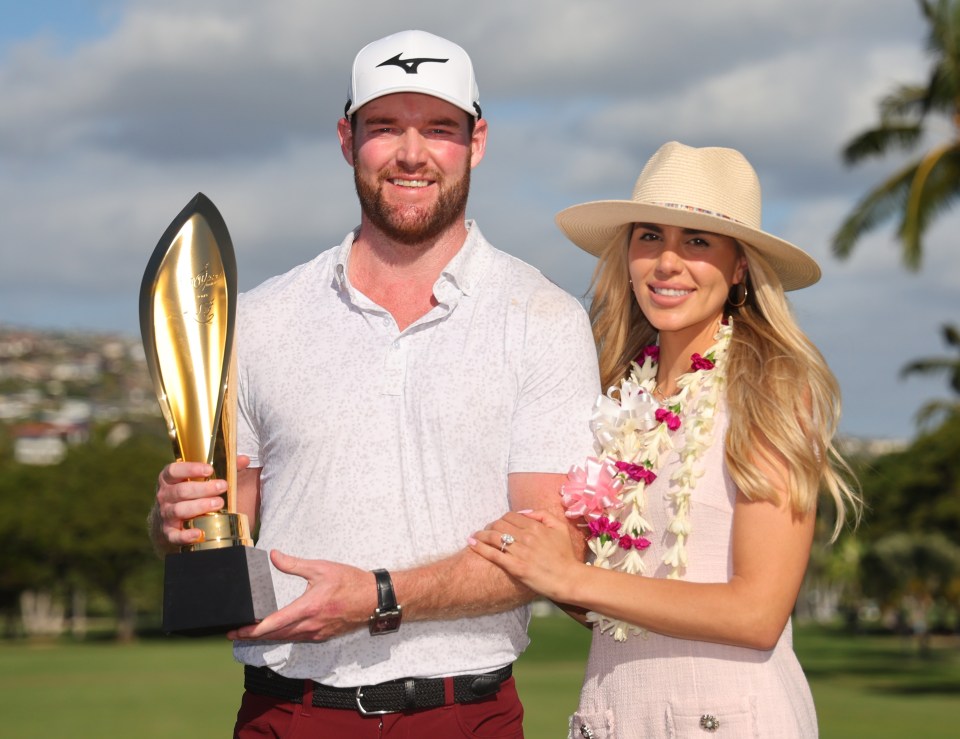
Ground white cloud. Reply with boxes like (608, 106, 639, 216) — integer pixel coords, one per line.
(0, 0, 954, 439)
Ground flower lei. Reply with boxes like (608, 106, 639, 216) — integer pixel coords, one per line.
(561, 320, 732, 641)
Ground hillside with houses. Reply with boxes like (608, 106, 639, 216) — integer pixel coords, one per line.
(0, 325, 161, 465)
(0, 323, 907, 467)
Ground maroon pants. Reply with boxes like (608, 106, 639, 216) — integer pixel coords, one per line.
(234, 676, 524, 738)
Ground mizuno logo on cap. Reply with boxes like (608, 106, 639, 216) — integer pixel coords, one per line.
(377, 53, 448, 74)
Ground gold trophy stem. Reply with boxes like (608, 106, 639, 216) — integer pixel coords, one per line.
(184, 511, 253, 550)
(182, 350, 249, 551)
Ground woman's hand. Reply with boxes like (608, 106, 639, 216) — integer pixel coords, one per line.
(469, 510, 584, 603)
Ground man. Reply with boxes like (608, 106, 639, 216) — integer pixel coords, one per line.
(150, 29, 599, 737)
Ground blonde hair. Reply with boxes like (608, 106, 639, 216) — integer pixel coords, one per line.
(590, 226, 653, 392)
(587, 228, 861, 539)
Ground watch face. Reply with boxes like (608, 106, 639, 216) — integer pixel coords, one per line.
(370, 609, 402, 635)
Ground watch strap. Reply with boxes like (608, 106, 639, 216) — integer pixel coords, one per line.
(373, 568, 397, 611)
(369, 569, 402, 635)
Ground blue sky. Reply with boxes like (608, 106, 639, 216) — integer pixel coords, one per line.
(0, 0, 956, 441)
(0, 1, 118, 53)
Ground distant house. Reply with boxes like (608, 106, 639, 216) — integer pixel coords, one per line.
(12, 421, 89, 465)
(837, 435, 909, 458)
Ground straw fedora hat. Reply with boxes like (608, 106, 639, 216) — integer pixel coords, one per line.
(555, 141, 821, 291)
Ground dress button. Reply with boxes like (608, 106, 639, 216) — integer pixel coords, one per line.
(699, 714, 720, 732)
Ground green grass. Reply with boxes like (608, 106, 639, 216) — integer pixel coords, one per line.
(800, 625, 960, 738)
(0, 636, 244, 737)
(514, 614, 592, 738)
(1, 620, 957, 738)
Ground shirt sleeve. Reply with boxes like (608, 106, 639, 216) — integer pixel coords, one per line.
(234, 299, 262, 468)
(508, 286, 599, 474)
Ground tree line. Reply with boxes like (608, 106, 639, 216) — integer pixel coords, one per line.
(0, 423, 169, 641)
(1, 405, 958, 642)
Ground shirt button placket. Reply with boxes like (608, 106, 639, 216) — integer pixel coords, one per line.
(383, 334, 404, 396)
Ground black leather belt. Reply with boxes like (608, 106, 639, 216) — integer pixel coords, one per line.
(244, 664, 512, 715)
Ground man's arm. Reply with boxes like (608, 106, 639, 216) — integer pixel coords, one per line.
(227, 471, 584, 642)
(392, 471, 586, 620)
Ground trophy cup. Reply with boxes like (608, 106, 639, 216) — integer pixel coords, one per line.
(140, 192, 276, 636)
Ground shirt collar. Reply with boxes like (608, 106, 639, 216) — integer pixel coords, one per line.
(436, 220, 491, 298)
(333, 221, 492, 300)
(333, 228, 358, 294)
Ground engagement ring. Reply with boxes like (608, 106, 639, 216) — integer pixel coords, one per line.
(499, 533, 515, 552)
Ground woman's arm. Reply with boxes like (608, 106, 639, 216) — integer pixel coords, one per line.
(470, 476, 814, 650)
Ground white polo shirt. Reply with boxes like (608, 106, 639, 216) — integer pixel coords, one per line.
(233, 221, 598, 685)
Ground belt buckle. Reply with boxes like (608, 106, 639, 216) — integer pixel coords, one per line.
(355, 687, 392, 716)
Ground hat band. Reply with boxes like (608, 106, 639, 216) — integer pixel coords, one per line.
(648, 201, 747, 226)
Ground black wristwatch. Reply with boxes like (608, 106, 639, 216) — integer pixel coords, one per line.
(369, 569, 402, 635)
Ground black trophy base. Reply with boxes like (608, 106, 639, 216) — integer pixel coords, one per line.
(163, 545, 277, 636)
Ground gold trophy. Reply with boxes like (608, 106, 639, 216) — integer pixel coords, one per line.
(140, 192, 276, 635)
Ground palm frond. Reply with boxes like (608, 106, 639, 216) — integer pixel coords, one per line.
(919, 1, 960, 116)
(924, 66, 956, 114)
(902, 321, 960, 394)
(838, 1, 960, 267)
(927, 57, 960, 116)
(944, 322, 960, 393)
(898, 143, 960, 268)
(913, 399, 960, 428)
(842, 125, 924, 165)
(832, 162, 918, 259)
(918, 0, 937, 27)
(901, 357, 957, 378)
(880, 84, 931, 119)
(921, 0, 952, 55)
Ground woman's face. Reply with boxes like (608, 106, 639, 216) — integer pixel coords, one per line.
(628, 222, 747, 345)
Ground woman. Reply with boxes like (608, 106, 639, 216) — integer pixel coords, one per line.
(469, 142, 860, 738)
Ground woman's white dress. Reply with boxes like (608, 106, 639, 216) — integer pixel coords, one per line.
(569, 408, 818, 738)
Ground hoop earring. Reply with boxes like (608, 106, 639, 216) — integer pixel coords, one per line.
(728, 283, 747, 308)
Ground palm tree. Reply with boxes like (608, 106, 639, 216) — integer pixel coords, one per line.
(901, 323, 960, 424)
(833, 0, 960, 269)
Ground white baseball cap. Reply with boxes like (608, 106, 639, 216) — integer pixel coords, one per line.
(345, 30, 481, 119)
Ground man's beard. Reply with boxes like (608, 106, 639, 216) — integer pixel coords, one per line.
(354, 163, 471, 246)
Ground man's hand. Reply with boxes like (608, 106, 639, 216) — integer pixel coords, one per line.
(227, 551, 377, 642)
(150, 455, 256, 552)
(151, 461, 228, 551)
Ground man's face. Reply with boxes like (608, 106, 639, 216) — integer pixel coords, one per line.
(339, 93, 487, 246)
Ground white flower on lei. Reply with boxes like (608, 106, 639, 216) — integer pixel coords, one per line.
(562, 320, 733, 641)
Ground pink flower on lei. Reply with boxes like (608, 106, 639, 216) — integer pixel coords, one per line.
(655, 407, 682, 431)
(618, 533, 652, 551)
(691, 353, 715, 371)
(613, 460, 657, 485)
(588, 516, 622, 539)
(561, 457, 624, 521)
(635, 345, 659, 364)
